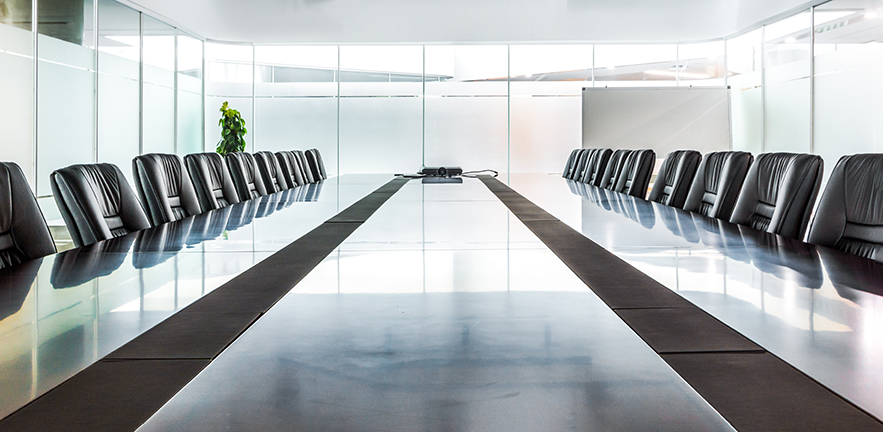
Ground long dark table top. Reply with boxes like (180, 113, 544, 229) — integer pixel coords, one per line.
(510, 173, 883, 421)
(0, 175, 393, 419)
(135, 178, 734, 431)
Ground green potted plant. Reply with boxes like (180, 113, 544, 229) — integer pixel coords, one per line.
(216, 101, 247, 155)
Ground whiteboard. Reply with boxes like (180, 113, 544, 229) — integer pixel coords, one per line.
(582, 87, 731, 159)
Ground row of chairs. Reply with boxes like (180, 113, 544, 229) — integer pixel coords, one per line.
(564, 148, 883, 263)
(0, 148, 327, 270)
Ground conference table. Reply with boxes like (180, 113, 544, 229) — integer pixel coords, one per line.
(1, 173, 883, 431)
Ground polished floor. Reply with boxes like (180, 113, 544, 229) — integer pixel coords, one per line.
(2, 174, 883, 430)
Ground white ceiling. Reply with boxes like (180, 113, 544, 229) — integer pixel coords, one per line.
(125, 0, 824, 44)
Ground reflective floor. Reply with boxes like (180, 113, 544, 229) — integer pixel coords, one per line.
(137, 179, 733, 431)
(510, 173, 883, 421)
(0, 175, 391, 419)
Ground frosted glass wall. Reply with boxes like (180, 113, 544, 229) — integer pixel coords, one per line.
(763, 11, 812, 154)
(1, 0, 205, 222)
(254, 45, 338, 175)
(339, 46, 423, 174)
(36, 7, 95, 220)
(509, 45, 591, 174)
(96, 0, 139, 176)
(205, 43, 253, 153)
(424, 45, 508, 172)
(728, 29, 764, 155)
(813, 2, 883, 181)
(142, 15, 175, 155)
(0, 18, 35, 186)
(177, 33, 204, 156)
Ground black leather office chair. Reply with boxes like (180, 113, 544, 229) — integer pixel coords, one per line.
(133, 153, 202, 226)
(308, 148, 328, 180)
(683, 151, 753, 220)
(807, 154, 883, 261)
(580, 148, 612, 186)
(0, 162, 56, 268)
(51, 163, 151, 248)
(611, 149, 655, 199)
(225, 152, 268, 201)
(599, 149, 629, 189)
(293, 150, 315, 184)
(571, 149, 592, 181)
(254, 151, 289, 193)
(563, 149, 580, 178)
(184, 152, 240, 211)
(648, 150, 701, 209)
(276, 151, 306, 188)
(730, 152, 823, 240)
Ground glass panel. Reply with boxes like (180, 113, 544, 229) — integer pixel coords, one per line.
(424, 45, 507, 172)
(205, 42, 253, 153)
(594, 44, 677, 87)
(730, 87, 763, 154)
(509, 45, 592, 173)
(763, 11, 812, 154)
(96, 0, 139, 175)
(0, 21, 35, 186)
(142, 15, 174, 154)
(38, 0, 93, 47)
(726, 28, 763, 90)
(764, 11, 812, 85)
(677, 41, 725, 86)
(764, 78, 811, 153)
(36, 34, 95, 204)
(254, 45, 338, 174)
(339, 46, 422, 174)
(177, 33, 203, 155)
(813, 1, 883, 181)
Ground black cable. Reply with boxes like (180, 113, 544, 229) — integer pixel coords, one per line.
(460, 169, 499, 178)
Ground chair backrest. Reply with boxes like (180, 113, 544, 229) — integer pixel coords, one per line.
(730, 152, 823, 240)
(254, 151, 289, 193)
(562, 149, 580, 178)
(683, 151, 753, 220)
(0, 162, 55, 268)
(309, 148, 328, 179)
(648, 150, 702, 208)
(305, 149, 326, 181)
(571, 149, 592, 181)
(293, 150, 315, 184)
(275, 151, 306, 187)
(807, 154, 883, 261)
(51, 163, 151, 248)
(611, 149, 656, 198)
(599, 149, 629, 190)
(225, 152, 268, 201)
(581, 148, 612, 186)
(184, 152, 240, 212)
(132, 153, 202, 226)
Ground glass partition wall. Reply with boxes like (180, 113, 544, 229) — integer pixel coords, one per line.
(9, 0, 205, 222)
(6, 0, 883, 220)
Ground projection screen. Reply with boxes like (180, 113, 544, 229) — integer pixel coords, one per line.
(582, 87, 731, 159)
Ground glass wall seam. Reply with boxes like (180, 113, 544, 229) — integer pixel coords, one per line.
(93, 0, 98, 163)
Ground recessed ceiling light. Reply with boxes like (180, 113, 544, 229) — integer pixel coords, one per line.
(866, 10, 878, 19)
(607, 65, 615, 70)
(785, 37, 797, 43)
